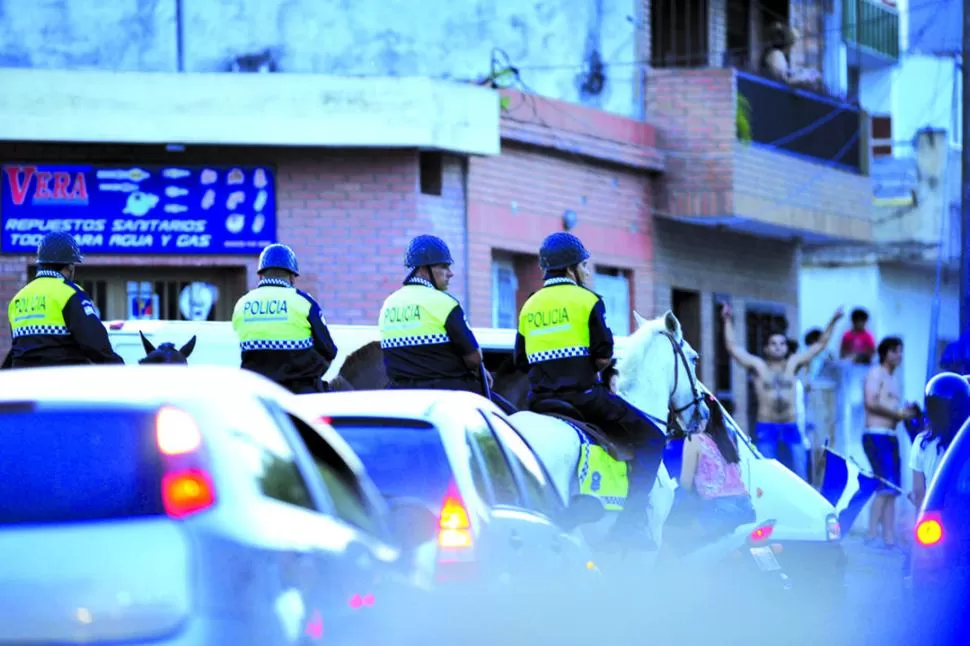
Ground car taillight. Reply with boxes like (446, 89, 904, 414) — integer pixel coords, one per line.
(156, 406, 215, 518)
(435, 482, 477, 582)
(826, 514, 841, 541)
(439, 493, 473, 549)
(749, 521, 774, 544)
(916, 511, 944, 547)
(163, 470, 216, 518)
(157, 406, 202, 455)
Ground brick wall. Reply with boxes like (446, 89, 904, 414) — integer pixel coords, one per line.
(652, 217, 799, 424)
(467, 142, 656, 329)
(0, 143, 467, 356)
(644, 68, 736, 218)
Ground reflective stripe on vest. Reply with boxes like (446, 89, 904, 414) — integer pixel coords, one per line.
(518, 282, 599, 364)
(8, 276, 77, 338)
(378, 284, 458, 349)
(576, 432, 629, 511)
(231, 285, 313, 351)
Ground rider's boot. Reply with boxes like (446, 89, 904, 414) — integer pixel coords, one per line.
(606, 443, 662, 551)
(609, 490, 657, 551)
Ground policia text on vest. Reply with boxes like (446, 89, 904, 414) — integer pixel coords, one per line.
(231, 280, 338, 393)
(379, 280, 481, 389)
(514, 280, 613, 395)
(4, 272, 124, 368)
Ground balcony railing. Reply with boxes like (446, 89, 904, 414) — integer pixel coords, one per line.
(843, 0, 900, 61)
(736, 71, 864, 174)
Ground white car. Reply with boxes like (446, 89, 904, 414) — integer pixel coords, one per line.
(106, 320, 844, 596)
(293, 388, 605, 644)
(0, 365, 426, 646)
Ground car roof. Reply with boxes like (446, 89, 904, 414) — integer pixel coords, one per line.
(0, 365, 291, 405)
(105, 320, 520, 352)
(296, 389, 500, 423)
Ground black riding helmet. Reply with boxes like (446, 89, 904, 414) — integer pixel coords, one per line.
(405, 235, 453, 290)
(924, 372, 970, 440)
(37, 231, 83, 265)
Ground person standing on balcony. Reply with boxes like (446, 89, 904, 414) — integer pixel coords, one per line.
(761, 21, 821, 89)
(720, 303, 843, 481)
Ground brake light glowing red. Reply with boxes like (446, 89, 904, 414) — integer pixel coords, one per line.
(162, 470, 215, 518)
(750, 523, 774, 543)
(316, 416, 332, 425)
(916, 512, 944, 547)
(349, 593, 375, 609)
(156, 406, 202, 456)
(438, 487, 473, 549)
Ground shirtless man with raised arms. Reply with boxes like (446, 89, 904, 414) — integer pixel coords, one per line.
(720, 303, 843, 480)
(863, 336, 918, 548)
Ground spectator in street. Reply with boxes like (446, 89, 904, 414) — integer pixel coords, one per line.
(862, 337, 920, 549)
(679, 393, 755, 538)
(841, 308, 876, 364)
(720, 303, 843, 481)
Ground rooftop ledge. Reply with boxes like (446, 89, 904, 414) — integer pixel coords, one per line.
(0, 68, 501, 156)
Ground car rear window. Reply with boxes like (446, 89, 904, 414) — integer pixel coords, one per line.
(0, 402, 164, 525)
(328, 417, 452, 506)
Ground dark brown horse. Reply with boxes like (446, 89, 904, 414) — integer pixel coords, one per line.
(138, 331, 197, 364)
(330, 340, 520, 412)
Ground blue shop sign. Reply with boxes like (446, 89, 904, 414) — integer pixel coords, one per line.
(0, 163, 277, 255)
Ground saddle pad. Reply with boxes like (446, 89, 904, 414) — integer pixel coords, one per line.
(546, 413, 634, 462)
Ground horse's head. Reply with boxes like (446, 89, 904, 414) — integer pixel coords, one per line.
(618, 310, 710, 435)
(337, 341, 388, 390)
(138, 331, 197, 365)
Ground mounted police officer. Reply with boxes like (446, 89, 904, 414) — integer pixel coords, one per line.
(514, 232, 666, 547)
(2, 231, 123, 369)
(379, 234, 490, 393)
(231, 243, 338, 394)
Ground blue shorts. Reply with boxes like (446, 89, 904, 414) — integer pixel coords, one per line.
(862, 432, 901, 496)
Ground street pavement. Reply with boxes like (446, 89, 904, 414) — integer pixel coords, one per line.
(842, 532, 911, 646)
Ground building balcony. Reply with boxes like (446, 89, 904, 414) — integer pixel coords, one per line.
(646, 68, 873, 244)
(844, 0, 900, 66)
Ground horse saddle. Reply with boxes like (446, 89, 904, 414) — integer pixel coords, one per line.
(530, 399, 635, 462)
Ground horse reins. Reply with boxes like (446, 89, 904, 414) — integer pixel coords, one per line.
(638, 331, 706, 434)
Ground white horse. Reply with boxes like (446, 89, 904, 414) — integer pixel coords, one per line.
(511, 310, 710, 553)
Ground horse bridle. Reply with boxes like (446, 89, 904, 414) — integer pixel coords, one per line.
(657, 331, 706, 434)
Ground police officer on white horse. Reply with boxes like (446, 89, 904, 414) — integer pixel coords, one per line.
(231, 243, 338, 394)
(515, 232, 666, 548)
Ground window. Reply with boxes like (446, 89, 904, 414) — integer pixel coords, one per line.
(225, 398, 315, 511)
(328, 417, 452, 507)
(419, 152, 443, 196)
(466, 413, 520, 506)
(0, 403, 163, 525)
(492, 257, 519, 329)
(269, 407, 384, 536)
(595, 269, 631, 336)
(486, 413, 563, 518)
(870, 115, 892, 158)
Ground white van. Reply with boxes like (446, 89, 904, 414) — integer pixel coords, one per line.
(107, 319, 845, 596)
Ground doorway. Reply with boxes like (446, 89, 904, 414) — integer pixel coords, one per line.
(671, 288, 701, 351)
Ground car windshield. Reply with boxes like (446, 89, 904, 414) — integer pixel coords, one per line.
(0, 402, 164, 526)
(328, 418, 453, 506)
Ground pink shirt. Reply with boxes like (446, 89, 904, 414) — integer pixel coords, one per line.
(693, 434, 749, 500)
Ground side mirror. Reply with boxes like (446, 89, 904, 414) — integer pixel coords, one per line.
(561, 494, 606, 530)
(387, 497, 438, 551)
